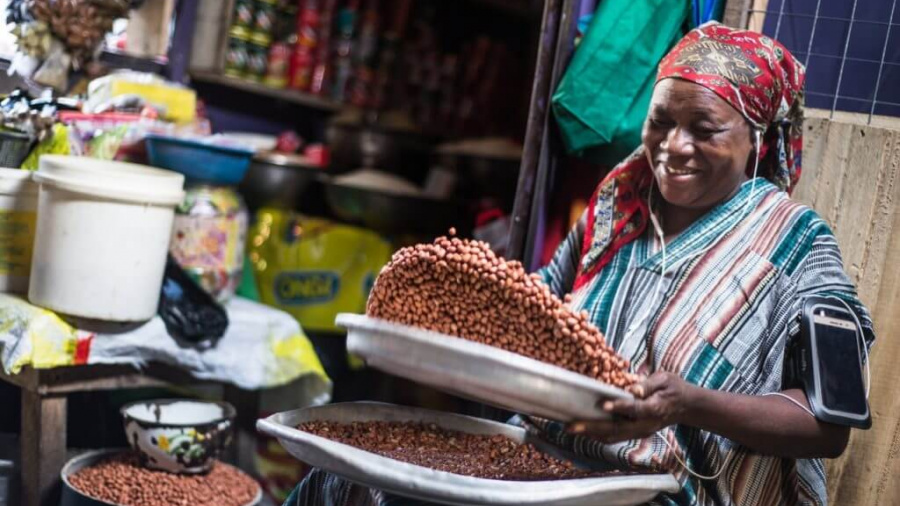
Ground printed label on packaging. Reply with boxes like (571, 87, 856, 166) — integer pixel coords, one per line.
(171, 213, 247, 272)
(274, 271, 341, 305)
(0, 210, 36, 276)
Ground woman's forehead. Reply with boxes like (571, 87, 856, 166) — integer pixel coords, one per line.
(650, 79, 743, 119)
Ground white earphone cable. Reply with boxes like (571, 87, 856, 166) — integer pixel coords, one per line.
(629, 184, 667, 336)
(659, 432, 735, 481)
(645, 128, 763, 482)
(647, 128, 764, 277)
(761, 392, 816, 418)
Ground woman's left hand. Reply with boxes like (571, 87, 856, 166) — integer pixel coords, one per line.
(568, 371, 692, 443)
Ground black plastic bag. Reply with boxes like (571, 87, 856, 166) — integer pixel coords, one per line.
(158, 254, 229, 346)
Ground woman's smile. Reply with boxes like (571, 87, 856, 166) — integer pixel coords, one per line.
(659, 163, 701, 178)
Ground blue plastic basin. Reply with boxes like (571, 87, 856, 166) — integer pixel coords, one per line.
(146, 134, 254, 185)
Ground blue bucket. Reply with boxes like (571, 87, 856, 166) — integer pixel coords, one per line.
(146, 135, 254, 185)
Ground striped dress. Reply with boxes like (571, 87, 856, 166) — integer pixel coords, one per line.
(529, 178, 875, 506)
(285, 179, 874, 506)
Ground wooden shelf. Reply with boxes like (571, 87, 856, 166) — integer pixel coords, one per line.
(190, 71, 343, 113)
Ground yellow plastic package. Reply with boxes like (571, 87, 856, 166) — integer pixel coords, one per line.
(248, 209, 393, 333)
(20, 123, 70, 170)
(87, 72, 197, 124)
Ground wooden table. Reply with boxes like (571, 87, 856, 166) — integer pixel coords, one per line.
(0, 363, 261, 506)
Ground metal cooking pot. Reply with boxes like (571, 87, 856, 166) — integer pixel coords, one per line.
(437, 151, 521, 209)
(325, 122, 436, 184)
(60, 449, 262, 506)
(324, 180, 465, 235)
(239, 151, 327, 214)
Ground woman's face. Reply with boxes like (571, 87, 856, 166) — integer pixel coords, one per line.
(642, 79, 755, 212)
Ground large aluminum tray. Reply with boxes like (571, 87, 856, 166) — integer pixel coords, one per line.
(257, 402, 679, 506)
(337, 313, 631, 422)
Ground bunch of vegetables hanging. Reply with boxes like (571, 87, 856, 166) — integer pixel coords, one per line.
(5, 0, 141, 90)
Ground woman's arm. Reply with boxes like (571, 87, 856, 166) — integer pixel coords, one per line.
(571, 371, 850, 459)
(537, 213, 587, 298)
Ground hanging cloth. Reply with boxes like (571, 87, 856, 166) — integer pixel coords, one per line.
(551, 0, 689, 166)
(691, 0, 726, 28)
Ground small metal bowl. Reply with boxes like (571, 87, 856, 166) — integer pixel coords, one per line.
(60, 449, 262, 506)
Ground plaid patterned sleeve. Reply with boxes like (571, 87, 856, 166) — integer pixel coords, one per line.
(537, 213, 586, 298)
(790, 232, 876, 350)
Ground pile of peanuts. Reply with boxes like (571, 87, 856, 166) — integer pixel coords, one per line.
(300, 420, 618, 480)
(367, 231, 639, 389)
(68, 453, 259, 506)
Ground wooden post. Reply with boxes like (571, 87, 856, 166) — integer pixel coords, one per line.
(507, 0, 564, 262)
(522, 0, 582, 269)
(126, 0, 177, 58)
(746, 0, 770, 33)
(20, 392, 67, 506)
(189, 0, 236, 74)
(722, 0, 768, 31)
(223, 385, 261, 472)
(722, 0, 751, 28)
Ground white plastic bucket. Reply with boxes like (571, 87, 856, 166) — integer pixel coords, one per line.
(0, 169, 38, 294)
(29, 156, 185, 322)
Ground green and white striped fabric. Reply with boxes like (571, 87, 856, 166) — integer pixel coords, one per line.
(529, 178, 875, 506)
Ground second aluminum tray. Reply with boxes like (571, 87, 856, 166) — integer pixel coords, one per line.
(257, 402, 679, 506)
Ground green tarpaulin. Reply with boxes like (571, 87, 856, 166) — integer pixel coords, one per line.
(552, 0, 689, 165)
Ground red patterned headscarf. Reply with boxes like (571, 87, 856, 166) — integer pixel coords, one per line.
(573, 22, 806, 290)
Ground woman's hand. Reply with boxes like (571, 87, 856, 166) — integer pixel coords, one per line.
(568, 371, 692, 443)
(567, 373, 849, 459)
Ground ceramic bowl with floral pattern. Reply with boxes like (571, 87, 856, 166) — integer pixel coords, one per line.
(121, 399, 236, 474)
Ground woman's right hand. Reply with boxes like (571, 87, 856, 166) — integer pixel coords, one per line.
(568, 371, 691, 443)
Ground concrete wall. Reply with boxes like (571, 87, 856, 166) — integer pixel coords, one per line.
(792, 109, 900, 505)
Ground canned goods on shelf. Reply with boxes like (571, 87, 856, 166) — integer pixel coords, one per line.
(249, 30, 272, 47)
(224, 26, 252, 78)
(288, 45, 315, 91)
(246, 31, 272, 81)
(232, 0, 256, 28)
(253, 0, 278, 34)
(264, 41, 290, 88)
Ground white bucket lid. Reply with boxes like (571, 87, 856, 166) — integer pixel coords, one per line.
(0, 167, 37, 196)
(34, 155, 185, 206)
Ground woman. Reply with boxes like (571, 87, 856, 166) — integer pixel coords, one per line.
(286, 23, 874, 506)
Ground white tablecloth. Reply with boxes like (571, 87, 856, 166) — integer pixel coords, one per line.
(0, 294, 330, 395)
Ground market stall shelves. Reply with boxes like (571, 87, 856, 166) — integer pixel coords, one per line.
(258, 402, 679, 506)
(190, 72, 342, 113)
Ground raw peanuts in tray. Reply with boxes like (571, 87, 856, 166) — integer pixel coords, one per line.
(299, 420, 625, 481)
(366, 230, 640, 390)
(67, 452, 259, 506)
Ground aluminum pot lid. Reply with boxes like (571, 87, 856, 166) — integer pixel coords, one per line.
(253, 151, 321, 169)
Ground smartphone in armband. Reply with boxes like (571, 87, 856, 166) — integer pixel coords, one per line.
(793, 296, 871, 429)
